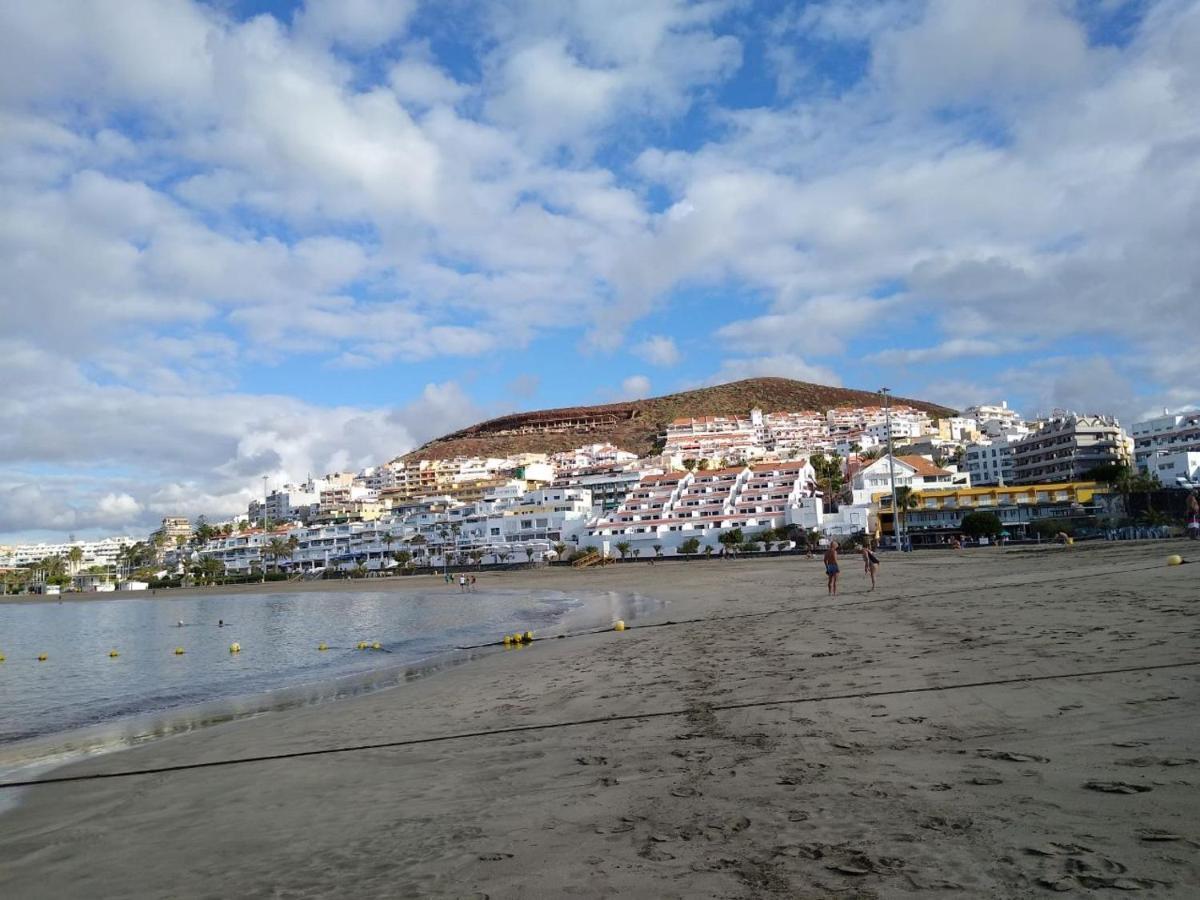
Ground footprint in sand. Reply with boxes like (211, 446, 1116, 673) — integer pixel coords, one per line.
(1136, 829, 1187, 842)
(1084, 780, 1153, 794)
(977, 749, 1049, 763)
(575, 755, 608, 766)
(1116, 757, 1197, 768)
(477, 852, 514, 861)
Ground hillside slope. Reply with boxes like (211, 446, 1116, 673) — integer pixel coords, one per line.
(403, 377, 955, 461)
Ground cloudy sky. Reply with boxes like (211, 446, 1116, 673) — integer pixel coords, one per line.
(2, 0, 1198, 542)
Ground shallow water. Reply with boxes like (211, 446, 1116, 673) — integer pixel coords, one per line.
(0, 585, 651, 769)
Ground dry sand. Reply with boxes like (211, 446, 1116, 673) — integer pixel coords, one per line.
(1, 542, 1197, 898)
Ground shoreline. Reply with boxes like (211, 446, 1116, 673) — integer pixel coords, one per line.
(0, 580, 662, 782)
(2, 543, 1197, 898)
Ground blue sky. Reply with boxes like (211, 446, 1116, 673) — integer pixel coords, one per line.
(2, 0, 1198, 541)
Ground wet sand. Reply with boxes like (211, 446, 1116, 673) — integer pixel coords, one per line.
(1, 542, 1197, 898)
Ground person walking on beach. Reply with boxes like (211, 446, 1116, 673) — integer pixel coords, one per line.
(1188, 491, 1200, 540)
(860, 543, 880, 591)
(469, 575, 477, 592)
(458, 574, 467, 593)
(823, 541, 840, 596)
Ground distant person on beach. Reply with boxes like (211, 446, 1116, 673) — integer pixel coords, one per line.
(860, 544, 880, 591)
(1188, 492, 1200, 540)
(218, 619, 224, 627)
(470, 575, 477, 591)
(823, 542, 840, 596)
(458, 574, 467, 593)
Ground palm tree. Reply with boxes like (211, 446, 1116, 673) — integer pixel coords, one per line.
(468, 549, 484, 569)
(66, 545, 84, 576)
(525, 546, 535, 565)
(552, 542, 566, 559)
(682, 459, 697, 472)
(652, 544, 663, 558)
(893, 486, 918, 531)
(409, 534, 427, 560)
(616, 541, 631, 560)
(632, 548, 641, 559)
(703, 545, 714, 558)
(266, 537, 290, 573)
(381, 532, 395, 556)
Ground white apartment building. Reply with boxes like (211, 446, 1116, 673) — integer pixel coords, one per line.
(1143, 450, 1200, 488)
(865, 418, 927, 443)
(1012, 414, 1129, 484)
(583, 460, 824, 555)
(550, 443, 639, 472)
(260, 480, 324, 523)
(964, 440, 1017, 487)
(0, 536, 141, 568)
(962, 402, 1022, 431)
(848, 455, 963, 506)
(1130, 411, 1200, 472)
(200, 485, 594, 575)
(552, 466, 647, 515)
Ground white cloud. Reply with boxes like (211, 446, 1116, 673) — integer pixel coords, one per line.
(868, 337, 1030, 365)
(389, 57, 469, 107)
(621, 374, 652, 398)
(632, 335, 681, 367)
(294, 0, 416, 51)
(872, 0, 1093, 110)
(3, 0, 1200, 538)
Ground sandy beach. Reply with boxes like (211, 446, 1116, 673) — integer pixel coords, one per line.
(1, 542, 1197, 898)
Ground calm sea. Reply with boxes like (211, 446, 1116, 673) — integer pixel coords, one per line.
(0, 584, 655, 776)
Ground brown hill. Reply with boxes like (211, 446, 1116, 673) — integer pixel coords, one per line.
(403, 378, 955, 462)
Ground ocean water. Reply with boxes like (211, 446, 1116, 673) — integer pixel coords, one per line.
(0, 585, 654, 774)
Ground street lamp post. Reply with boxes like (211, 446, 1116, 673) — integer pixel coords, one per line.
(881, 388, 903, 551)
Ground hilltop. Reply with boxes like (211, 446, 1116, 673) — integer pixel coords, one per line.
(403, 377, 955, 462)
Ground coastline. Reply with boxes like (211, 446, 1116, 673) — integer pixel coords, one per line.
(2, 544, 1197, 898)
(0, 579, 660, 780)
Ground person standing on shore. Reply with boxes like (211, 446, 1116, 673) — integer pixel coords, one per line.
(823, 542, 840, 596)
(458, 574, 467, 593)
(860, 543, 880, 591)
(1188, 491, 1199, 540)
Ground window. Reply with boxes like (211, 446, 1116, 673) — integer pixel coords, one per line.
(520, 520, 533, 529)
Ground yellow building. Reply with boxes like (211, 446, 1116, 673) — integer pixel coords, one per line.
(875, 481, 1111, 544)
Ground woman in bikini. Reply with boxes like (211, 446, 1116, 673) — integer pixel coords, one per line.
(860, 543, 880, 591)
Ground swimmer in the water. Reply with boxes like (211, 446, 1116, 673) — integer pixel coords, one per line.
(177, 620, 184, 627)
(218, 619, 224, 627)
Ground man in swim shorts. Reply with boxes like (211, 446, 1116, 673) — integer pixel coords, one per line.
(823, 541, 840, 596)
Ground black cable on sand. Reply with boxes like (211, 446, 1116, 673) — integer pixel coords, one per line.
(2, 659, 1194, 790)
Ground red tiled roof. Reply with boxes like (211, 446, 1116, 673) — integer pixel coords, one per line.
(895, 455, 952, 477)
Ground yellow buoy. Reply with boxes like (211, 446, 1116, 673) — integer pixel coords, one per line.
(372, 641, 381, 651)
(1167, 554, 1183, 567)
(318, 642, 328, 651)
(614, 620, 626, 632)
(37, 653, 48, 661)
(523, 631, 534, 643)
(174, 646, 185, 655)
(108, 650, 120, 658)
(503, 635, 513, 646)
(229, 642, 241, 653)
(0, 651, 5, 662)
